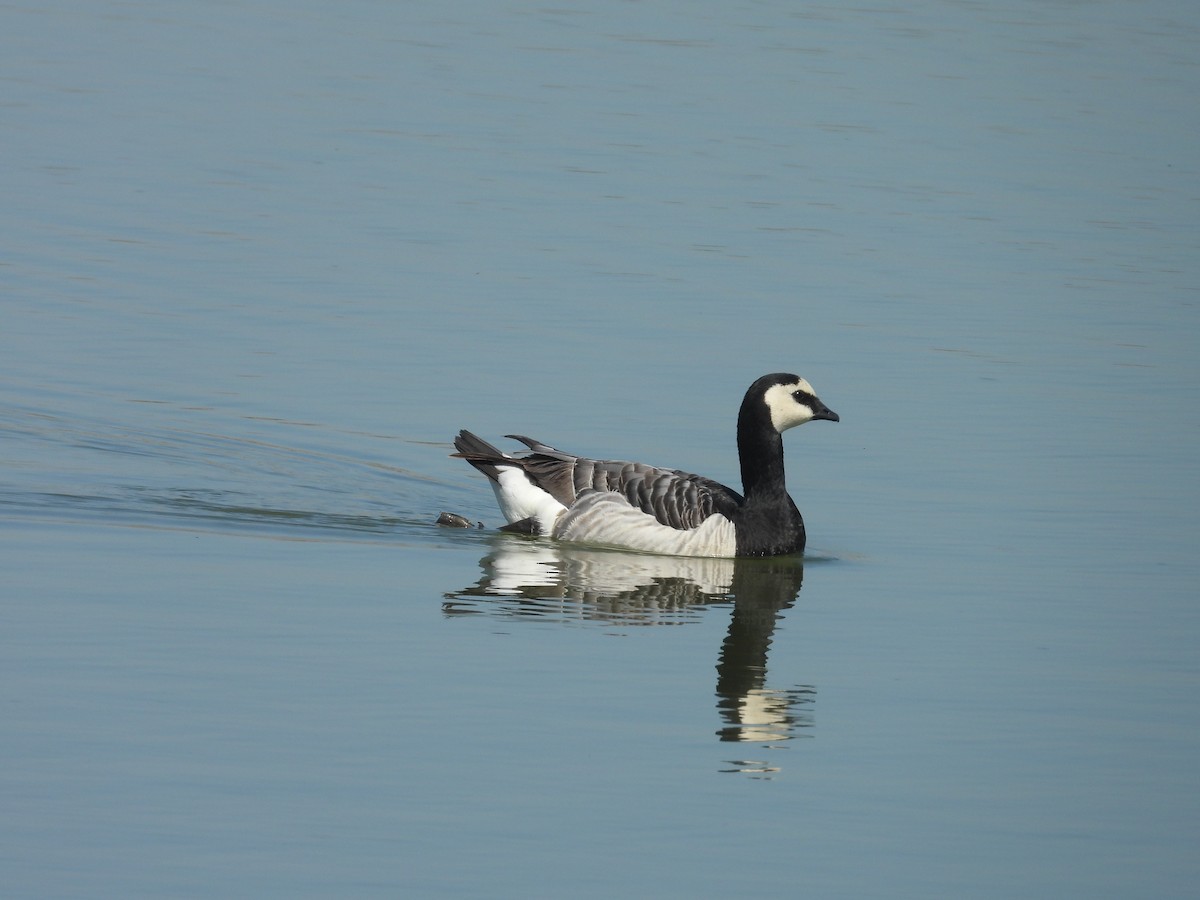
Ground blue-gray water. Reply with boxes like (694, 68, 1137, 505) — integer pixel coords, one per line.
(3, 1, 1198, 897)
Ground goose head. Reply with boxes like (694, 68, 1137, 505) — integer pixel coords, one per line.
(758, 374, 840, 433)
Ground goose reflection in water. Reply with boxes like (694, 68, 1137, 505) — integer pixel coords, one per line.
(444, 538, 813, 763)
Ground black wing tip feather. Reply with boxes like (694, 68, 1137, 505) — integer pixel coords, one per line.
(505, 434, 564, 455)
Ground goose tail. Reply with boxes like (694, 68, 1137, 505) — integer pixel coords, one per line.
(451, 429, 511, 483)
(452, 429, 568, 532)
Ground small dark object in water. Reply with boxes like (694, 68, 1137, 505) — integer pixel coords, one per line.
(437, 511, 482, 529)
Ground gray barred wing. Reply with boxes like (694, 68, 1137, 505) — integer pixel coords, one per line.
(504, 435, 743, 532)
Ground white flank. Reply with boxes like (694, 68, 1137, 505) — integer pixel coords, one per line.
(553, 492, 737, 558)
(491, 467, 568, 533)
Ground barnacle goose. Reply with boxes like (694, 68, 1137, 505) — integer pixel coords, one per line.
(452, 373, 838, 558)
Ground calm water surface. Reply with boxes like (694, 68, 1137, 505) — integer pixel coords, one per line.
(3, 1, 1198, 897)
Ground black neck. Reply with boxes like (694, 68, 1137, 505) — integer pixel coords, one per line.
(737, 403, 787, 502)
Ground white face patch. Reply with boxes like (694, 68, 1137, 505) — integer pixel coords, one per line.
(763, 378, 818, 433)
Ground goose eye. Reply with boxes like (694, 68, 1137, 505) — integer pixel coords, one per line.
(792, 390, 810, 404)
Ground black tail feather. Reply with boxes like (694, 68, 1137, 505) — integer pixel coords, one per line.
(451, 430, 511, 483)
